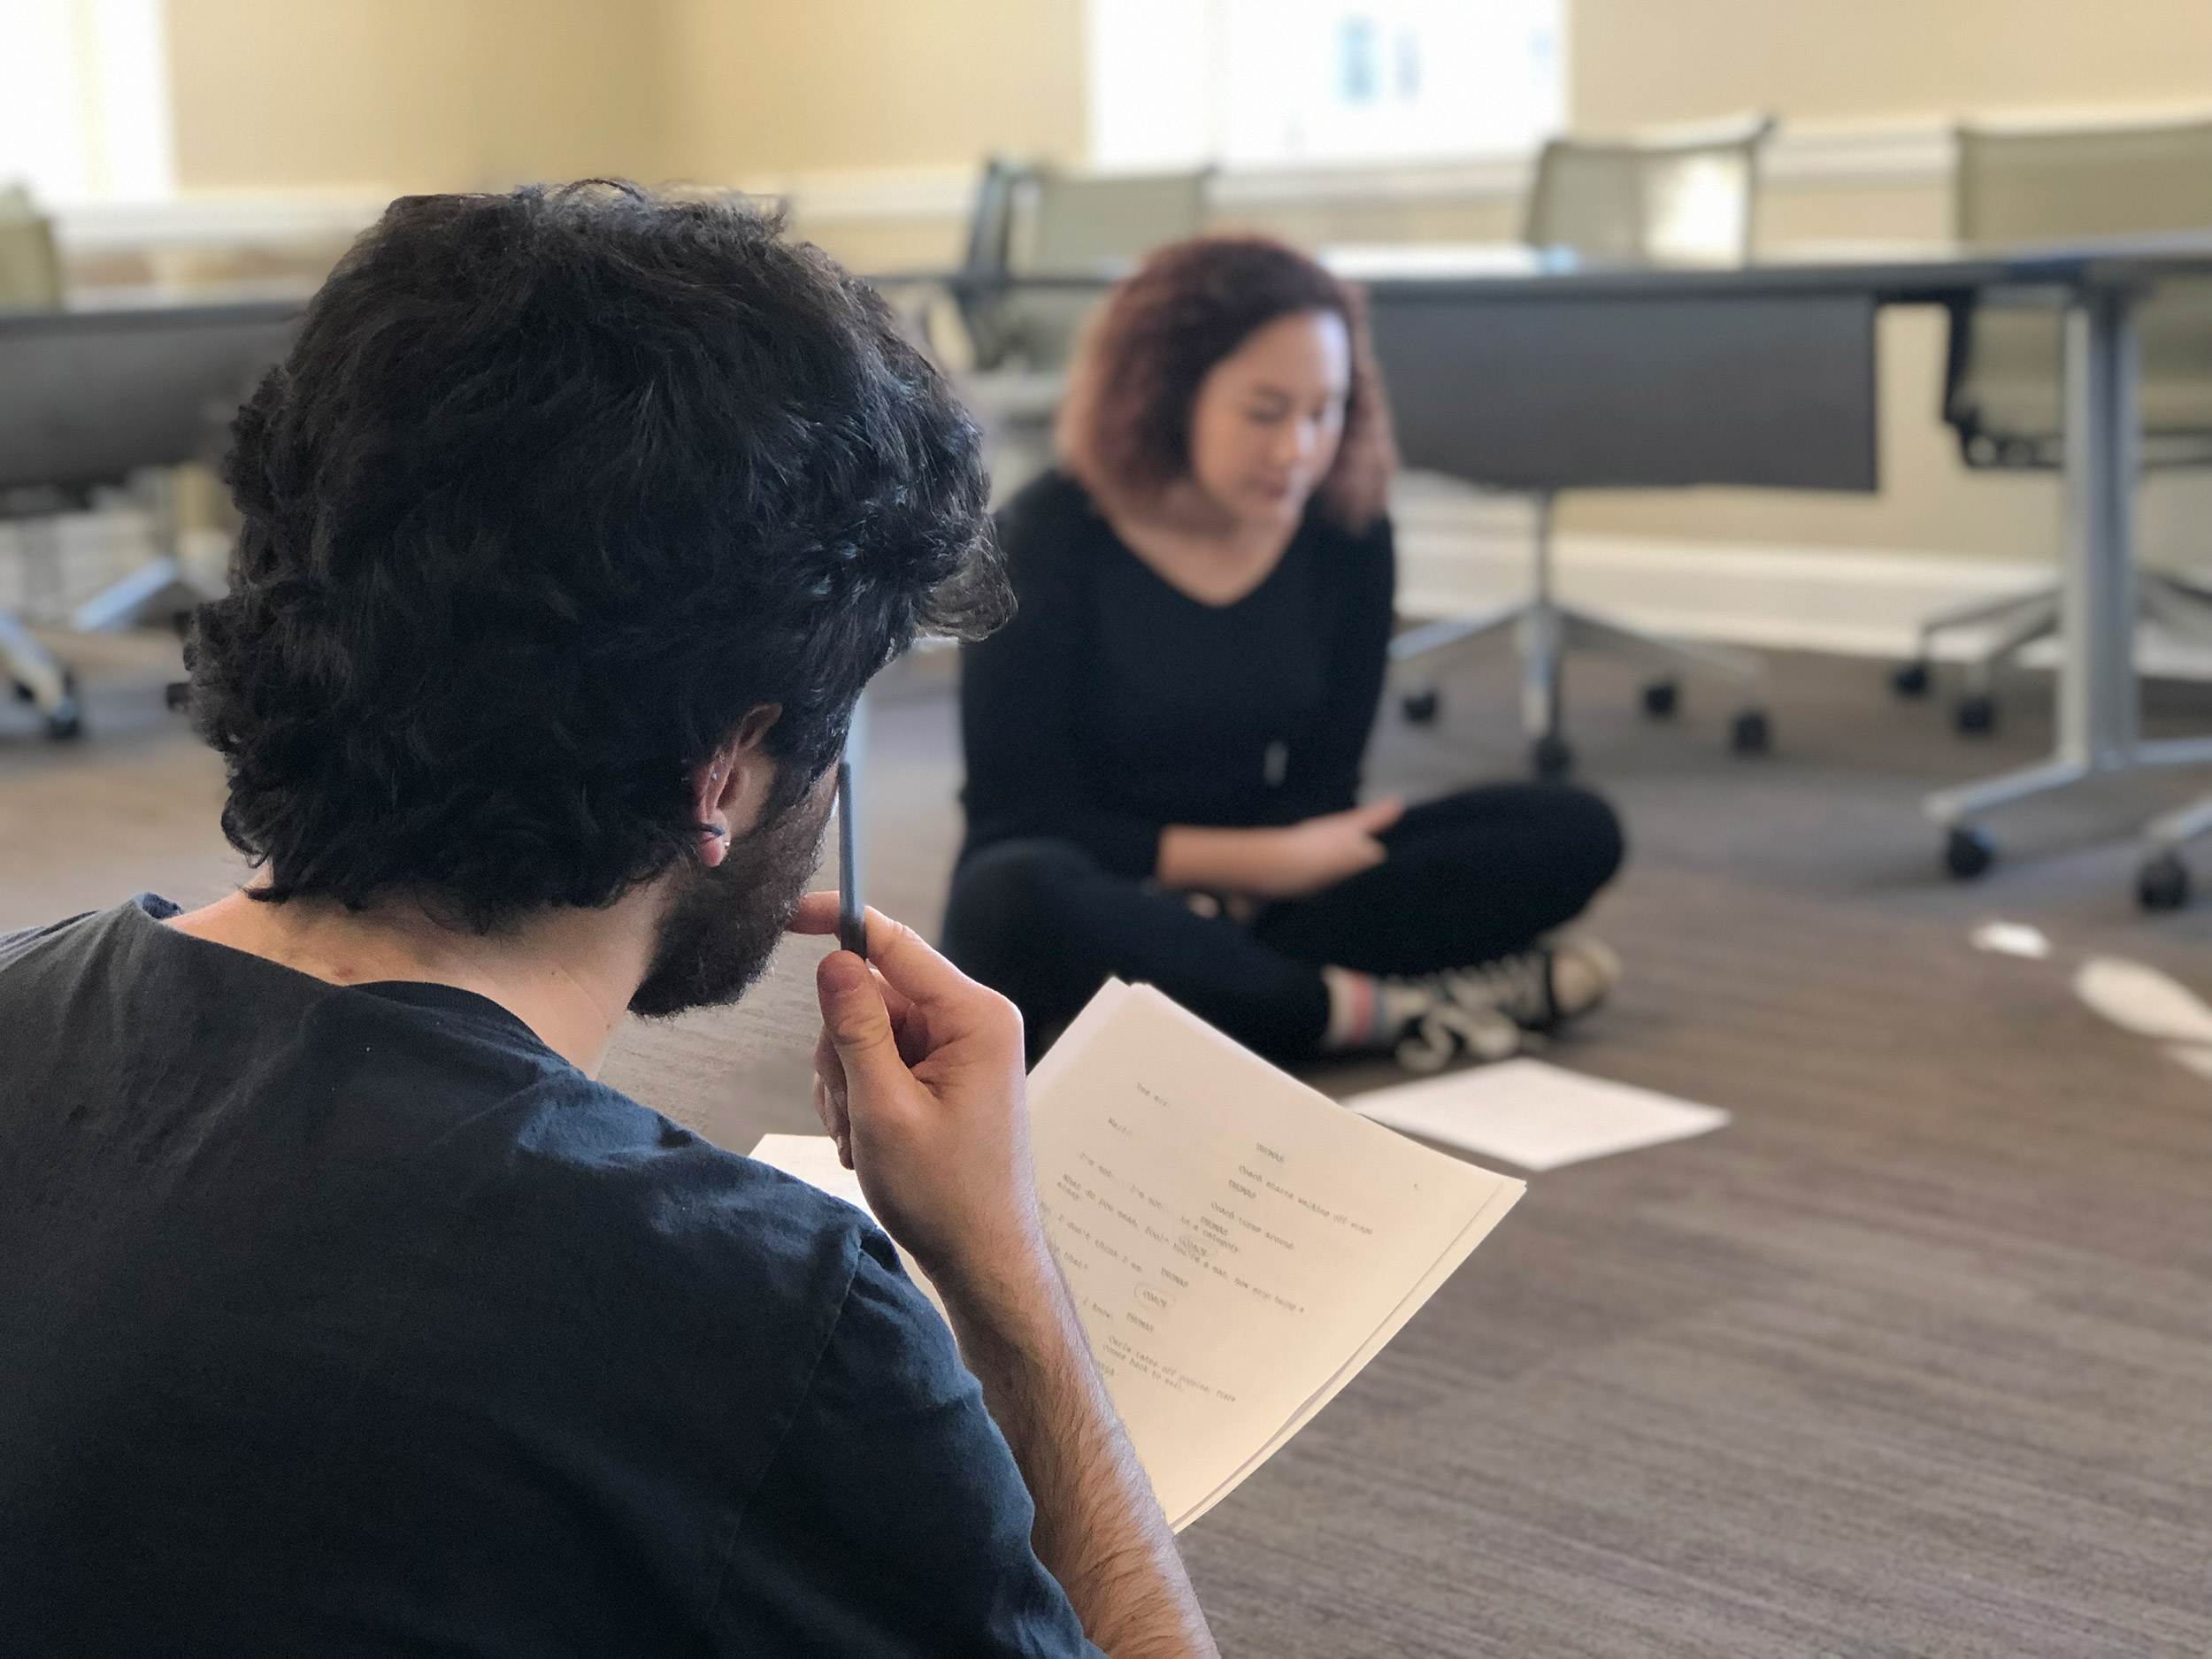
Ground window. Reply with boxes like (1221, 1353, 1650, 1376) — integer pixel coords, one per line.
(1087, 0, 1565, 172)
(0, 0, 174, 203)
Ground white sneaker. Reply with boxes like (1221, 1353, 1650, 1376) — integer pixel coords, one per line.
(1392, 997, 1521, 1073)
(1386, 940, 1620, 1073)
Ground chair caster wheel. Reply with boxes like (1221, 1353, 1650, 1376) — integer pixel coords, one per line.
(1640, 679, 1679, 718)
(1892, 660, 1932, 697)
(2139, 852, 2192, 911)
(1944, 825, 1996, 879)
(1730, 709, 1770, 755)
(1955, 694, 1997, 735)
(1401, 689, 1440, 726)
(1531, 733, 1573, 780)
(40, 673, 81, 741)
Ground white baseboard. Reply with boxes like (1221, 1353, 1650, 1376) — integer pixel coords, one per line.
(12, 483, 2211, 687)
(1389, 472, 2212, 681)
(53, 190, 391, 253)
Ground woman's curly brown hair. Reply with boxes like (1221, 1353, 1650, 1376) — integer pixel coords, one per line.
(1056, 234, 1396, 532)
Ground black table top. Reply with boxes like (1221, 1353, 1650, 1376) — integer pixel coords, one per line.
(0, 294, 305, 338)
(874, 229, 2212, 305)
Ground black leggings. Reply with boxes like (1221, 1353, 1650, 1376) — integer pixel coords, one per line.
(941, 784, 1624, 1065)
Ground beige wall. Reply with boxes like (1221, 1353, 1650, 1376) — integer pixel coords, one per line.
(1573, 0, 2212, 131)
(658, 0, 1083, 181)
(1561, 0, 2212, 565)
(166, 0, 1082, 195)
(165, 0, 665, 192)
(157, 0, 2212, 567)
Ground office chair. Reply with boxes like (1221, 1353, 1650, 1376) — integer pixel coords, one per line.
(1392, 118, 1778, 779)
(1891, 118, 2212, 738)
(0, 183, 81, 735)
(0, 185, 64, 312)
(1, 300, 296, 740)
(949, 160, 1210, 498)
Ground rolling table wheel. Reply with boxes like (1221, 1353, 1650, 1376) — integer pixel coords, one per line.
(1640, 679, 1679, 718)
(1955, 694, 1996, 735)
(2139, 852, 2192, 911)
(1730, 709, 1771, 756)
(1401, 689, 1440, 726)
(1944, 825, 1996, 880)
(1531, 733, 1573, 780)
(1892, 660, 1932, 697)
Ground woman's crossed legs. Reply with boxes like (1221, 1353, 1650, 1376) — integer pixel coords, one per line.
(941, 783, 1624, 1066)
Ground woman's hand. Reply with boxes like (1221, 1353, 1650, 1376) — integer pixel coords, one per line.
(1156, 797, 1403, 900)
(1250, 798, 1403, 896)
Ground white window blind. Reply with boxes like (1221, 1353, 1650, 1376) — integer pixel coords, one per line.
(1087, 0, 1565, 172)
(0, 0, 174, 203)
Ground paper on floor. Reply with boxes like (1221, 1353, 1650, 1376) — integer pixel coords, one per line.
(2073, 956, 2212, 1045)
(2163, 1044, 2212, 1083)
(1344, 1057, 1729, 1171)
(751, 1133, 869, 1213)
(749, 1133, 948, 1318)
(1971, 921, 2051, 959)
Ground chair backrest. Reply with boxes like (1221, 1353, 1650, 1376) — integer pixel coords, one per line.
(1524, 119, 1774, 269)
(1946, 118, 2212, 469)
(962, 157, 1025, 280)
(1007, 168, 1210, 277)
(958, 163, 1209, 373)
(0, 183, 65, 312)
(1957, 120, 2212, 244)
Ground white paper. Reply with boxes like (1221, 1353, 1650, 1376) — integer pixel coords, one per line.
(1971, 921, 2051, 960)
(1320, 241, 1543, 280)
(750, 1133, 870, 1213)
(748, 1133, 947, 1319)
(1025, 985, 1521, 1528)
(750, 981, 1524, 1532)
(2073, 956, 2212, 1045)
(2165, 1044, 2212, 1082)
(1345, 1057, 1729, 1171)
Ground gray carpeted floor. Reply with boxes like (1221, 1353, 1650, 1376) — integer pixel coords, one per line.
(6, 632, 2211, 1656)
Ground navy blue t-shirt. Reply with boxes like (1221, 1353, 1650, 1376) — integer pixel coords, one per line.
(0, 896, 1102, 1657)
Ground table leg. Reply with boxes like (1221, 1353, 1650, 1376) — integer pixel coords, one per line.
(1923, 285, 2144, 833)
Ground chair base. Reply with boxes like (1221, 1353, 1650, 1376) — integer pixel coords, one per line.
(1893, 569, 2212, 733)
(1389, 595, 1770, 776)
(0, 611, 80, 739)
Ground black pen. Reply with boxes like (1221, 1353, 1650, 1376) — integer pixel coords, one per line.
(836, 722, 866, 960)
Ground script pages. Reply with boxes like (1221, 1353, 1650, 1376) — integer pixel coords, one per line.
(753, 979, 1524, 1531)
(1018, 980, 1524, 1529)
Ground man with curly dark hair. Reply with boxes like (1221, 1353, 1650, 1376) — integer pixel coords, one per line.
(0, 185, 1214, 1659)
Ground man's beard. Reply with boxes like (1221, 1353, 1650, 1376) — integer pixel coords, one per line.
(628, 772, 837, 1019)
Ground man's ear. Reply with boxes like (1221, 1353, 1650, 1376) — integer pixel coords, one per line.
(689, 704, 782, 869)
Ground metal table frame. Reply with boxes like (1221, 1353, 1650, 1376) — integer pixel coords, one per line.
(1924, 277, 2212, 873)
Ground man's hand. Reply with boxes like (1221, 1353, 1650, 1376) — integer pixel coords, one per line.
(785, 895, 1218, 1659)
(1156, 797, 1403, 901)
(788, 894, 1042, 1298)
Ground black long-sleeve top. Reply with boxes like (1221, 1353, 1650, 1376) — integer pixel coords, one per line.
(959, 469, 1395, 879)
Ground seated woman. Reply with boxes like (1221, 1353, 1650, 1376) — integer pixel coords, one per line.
(943, 235, 1624, 1072)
